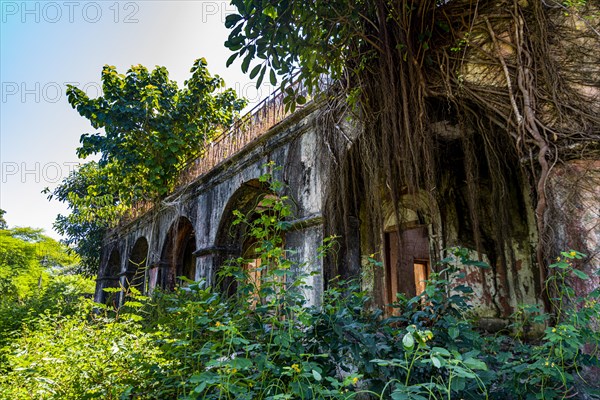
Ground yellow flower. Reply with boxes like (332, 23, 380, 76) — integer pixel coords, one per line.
(352, 377, 359, 385)
(552, 328, 556, 333)
(556, 257, 561, 262)
(291, 364, 301, 373)
(569, 251, 576, 257)
(215, 321, 222, 328)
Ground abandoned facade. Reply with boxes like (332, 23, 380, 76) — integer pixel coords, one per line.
(95, 9, 600, 325)
(95, 99, 599, 324)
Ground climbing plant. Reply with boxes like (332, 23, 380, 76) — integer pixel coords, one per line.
(224, 0, 600, 306)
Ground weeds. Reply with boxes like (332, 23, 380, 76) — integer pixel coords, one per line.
(1, 172, 598, 399)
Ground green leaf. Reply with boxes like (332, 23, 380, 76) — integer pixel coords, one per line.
(241, 53, 252, 73)
(448, 326, 459, 340)
(452, 366, 477, 379)
(270, 69, 277, 85)
(572, 269, 589, 280)
(463, 357, 488, 371)
(431, 347, 451, 357)
(193, 381, 207, 393)
(256, 66, 266, 88)
(312, 369, 322, 381)
(226, 53, 238, 67)
(249, 63, 262, 79)
(231, 357, 253, 369)
(122, 301, 143, 308)
(402, 332, 415, 350)
(262, 5, 277, 19)
(391, 392, 410, 400)
(450, 377, 466, 391)
(224, 13, 243, 28)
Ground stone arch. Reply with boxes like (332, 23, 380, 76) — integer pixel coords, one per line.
(213, 179, 274, 295)
(381, 192, 435, 305)
(351, 187, 440, 310)
(156, 216, 196, 291)
(102, 247, 122, 305)
(126, 236, 149, 293)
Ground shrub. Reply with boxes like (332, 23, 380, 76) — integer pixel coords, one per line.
(0, 298, 171, 400)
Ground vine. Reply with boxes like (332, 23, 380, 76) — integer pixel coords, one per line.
(227, 0, 600, 312)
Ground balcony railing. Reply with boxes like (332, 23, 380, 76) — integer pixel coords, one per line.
(175, 79, 308, 190)
(120, 79, 310, 224)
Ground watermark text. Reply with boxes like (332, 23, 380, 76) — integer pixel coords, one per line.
(1, 1, 139, 24)
(2, 81, 102, 103)
(2, 162, 80, 184)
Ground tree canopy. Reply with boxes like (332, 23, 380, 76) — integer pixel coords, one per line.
(0, 225, 79, 300)
(50, 59, 246, 274)
(66, 58, 246, 216)
(225, 0, 600, 298)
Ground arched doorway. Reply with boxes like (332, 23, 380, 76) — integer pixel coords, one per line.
(214, 179, 283, 300)
(158, 217, 196, 291)
(126, 237, 148, 293)
(380, 193, 434, 309)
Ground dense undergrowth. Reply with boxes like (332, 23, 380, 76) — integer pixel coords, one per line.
(1, 176, 598, 399)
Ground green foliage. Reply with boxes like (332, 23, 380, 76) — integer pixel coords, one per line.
(3, 177, 599, 398)
(140, 165, 357, 399)
(49, 59, 246, 275)
(224, 0, 356, 110)
(46, 162, 107, 275)
(0, 209, 7, 229)
(486, 250, 600, 399)
(0, 299, 170, 400)
(0, 224, 94, 371)
(562, 0, 586, 9)
(0, 226, 79, 300)
(68, 59, 245, 204)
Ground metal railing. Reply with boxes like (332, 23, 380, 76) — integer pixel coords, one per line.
(121, 79, 309, 224)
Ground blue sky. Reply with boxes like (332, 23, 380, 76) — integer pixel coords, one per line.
(1, 1, 271, 237)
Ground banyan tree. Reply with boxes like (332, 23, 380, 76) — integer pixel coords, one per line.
(225, 0, 600, 314)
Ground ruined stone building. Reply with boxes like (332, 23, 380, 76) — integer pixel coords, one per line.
(95, 5, 599, 325)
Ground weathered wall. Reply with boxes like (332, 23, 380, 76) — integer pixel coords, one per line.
(356, 170, 540, 322)
(97, 98, 599, 322)
(547, 160, 600, 299)
(96, 104, 328, 307)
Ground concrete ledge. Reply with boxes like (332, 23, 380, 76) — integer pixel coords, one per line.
(288, 214, 323, 231)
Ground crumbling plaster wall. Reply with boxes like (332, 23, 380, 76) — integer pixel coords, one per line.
(348, 112, 543, 320)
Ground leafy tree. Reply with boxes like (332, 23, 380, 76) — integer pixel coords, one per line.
(0, 222, 92, 352)
(0, 209, 7, 229)
(0, 225, 79, 300)
(50, 59, 246, 274)
(48, 162, 107, 275)
(224, 0, 600, 302)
